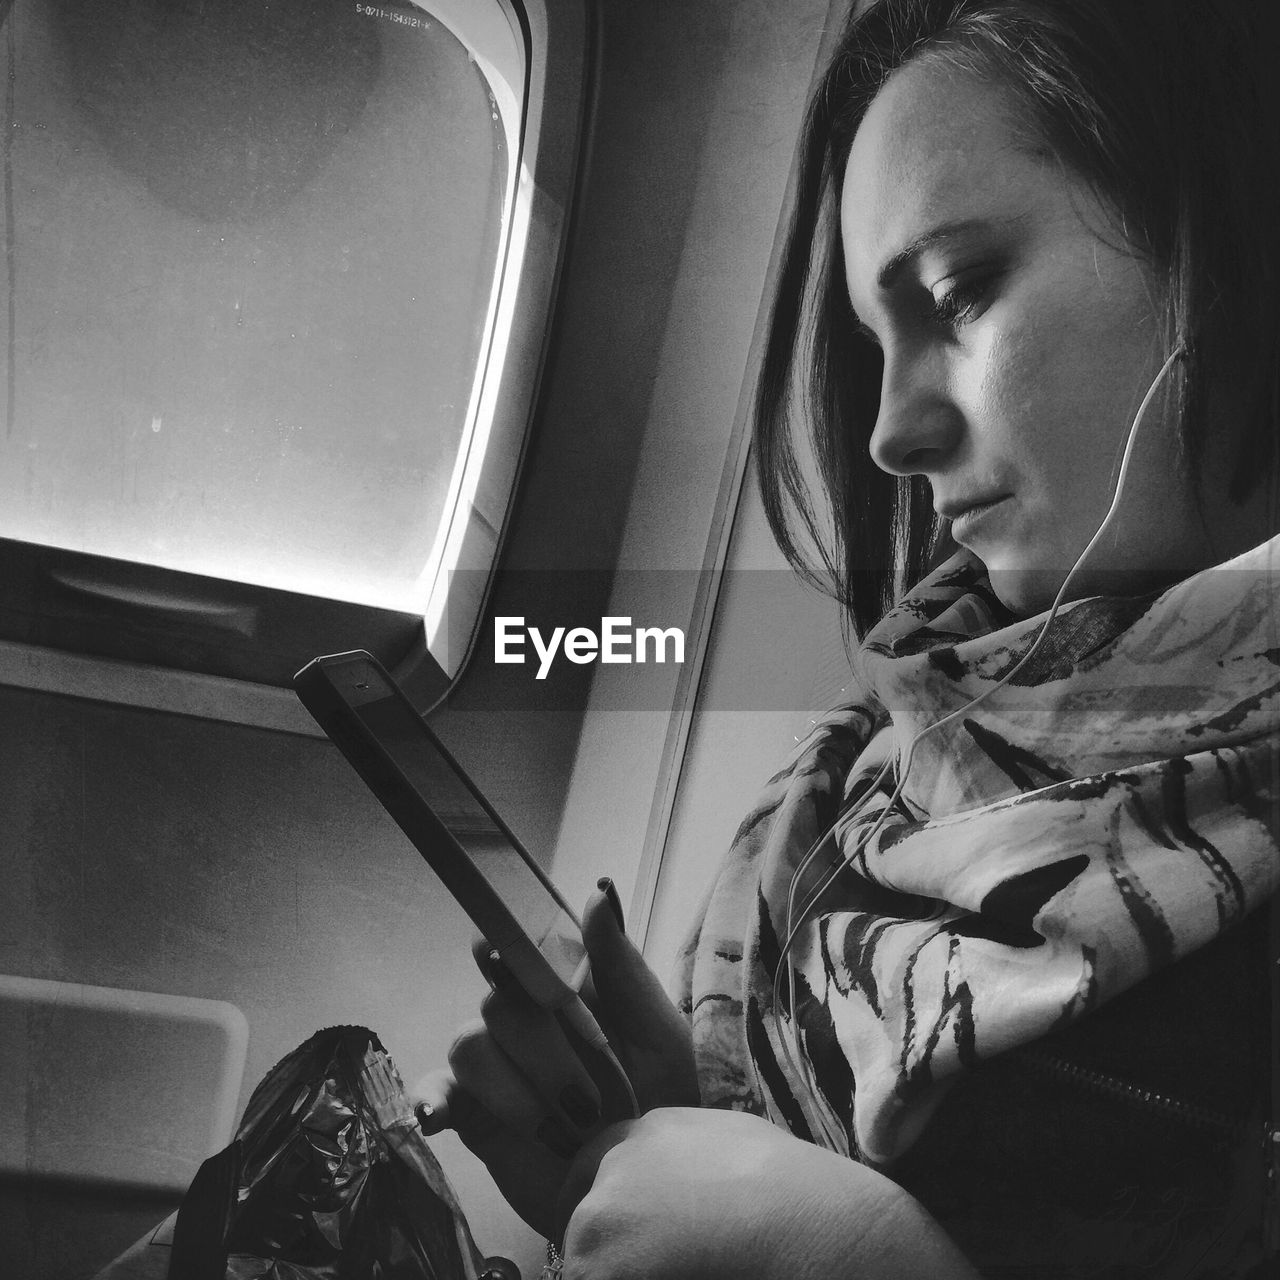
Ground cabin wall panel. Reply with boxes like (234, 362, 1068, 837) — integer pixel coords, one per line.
(550, 0, 834, 925)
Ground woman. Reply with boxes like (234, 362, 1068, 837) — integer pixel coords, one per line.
(434, 1, 1280, 1275)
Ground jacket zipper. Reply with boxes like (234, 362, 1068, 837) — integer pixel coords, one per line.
(1267, 1119, 1280, 1256)
(1018, 1046, 1280, 1253)
(1018, 1046, 1248, 1136)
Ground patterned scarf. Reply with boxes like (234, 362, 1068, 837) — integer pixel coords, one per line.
(674, 536, 1280, 1166)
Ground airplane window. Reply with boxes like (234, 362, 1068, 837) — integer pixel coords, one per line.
(0, 0, 573, 694)
(3, 0, 516, 608)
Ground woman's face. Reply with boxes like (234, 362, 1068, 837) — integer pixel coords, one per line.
(840, 57, 1238, 615)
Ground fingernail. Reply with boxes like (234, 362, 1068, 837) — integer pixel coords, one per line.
(597, 876, 626, 932)
(415, 1100, 449, 1134)
(560, 1082, 600, 1129)
(479, 946, 513, 990)
(535, 1116, 579, 1160)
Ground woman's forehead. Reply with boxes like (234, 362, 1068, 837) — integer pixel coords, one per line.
(840, 57, 1043, 277)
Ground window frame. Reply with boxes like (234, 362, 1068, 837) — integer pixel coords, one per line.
(0, 0, 591, 727)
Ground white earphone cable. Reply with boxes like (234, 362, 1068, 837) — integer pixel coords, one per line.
(769, 343, 1186, 1146)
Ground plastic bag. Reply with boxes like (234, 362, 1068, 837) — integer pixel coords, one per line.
(95, 1026, 487, 1280)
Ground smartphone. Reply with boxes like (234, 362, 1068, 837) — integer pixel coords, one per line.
(293, 650, 591, 1014)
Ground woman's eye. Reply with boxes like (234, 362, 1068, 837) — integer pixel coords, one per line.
(927, 276, 989, 329)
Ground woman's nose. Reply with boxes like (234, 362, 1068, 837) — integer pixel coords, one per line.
(868, 352, 962, 477)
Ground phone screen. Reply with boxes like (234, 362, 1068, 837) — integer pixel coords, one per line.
(313, 659, 589, 992)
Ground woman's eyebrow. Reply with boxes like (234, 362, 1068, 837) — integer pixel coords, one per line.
(875, 216, 1007, 290)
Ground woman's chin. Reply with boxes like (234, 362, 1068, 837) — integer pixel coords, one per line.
(983, 565, 1068, 618)
(984, 558, 1182, 617)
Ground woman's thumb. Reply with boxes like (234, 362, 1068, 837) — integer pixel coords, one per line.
(579, 879, 699, 1108)
(580, 878, 640, 995)
(580, 879, 671, 1039)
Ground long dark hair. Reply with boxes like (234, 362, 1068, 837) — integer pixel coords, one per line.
(755, 0, 1280, 636)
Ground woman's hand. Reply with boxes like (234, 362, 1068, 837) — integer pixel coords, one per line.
(421, 882, 699, 1234)
(557, 1107, 980, 1280)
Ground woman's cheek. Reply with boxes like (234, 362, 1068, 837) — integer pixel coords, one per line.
(979, 309, 1060, 437)
(984, 313, 1100, 517)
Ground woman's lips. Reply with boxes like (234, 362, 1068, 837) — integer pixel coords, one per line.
(946, 495, 1010, 541)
